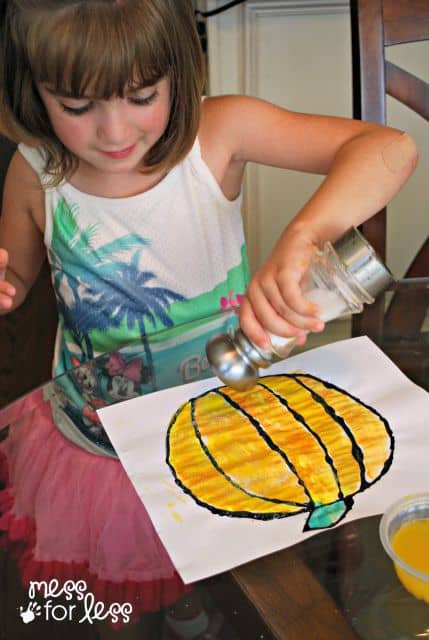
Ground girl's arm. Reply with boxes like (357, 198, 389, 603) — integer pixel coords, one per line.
(0, 151, 46, 314)
(200, 95, 419, 349)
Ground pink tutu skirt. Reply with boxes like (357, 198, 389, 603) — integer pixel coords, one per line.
(0, 389, 188, 623)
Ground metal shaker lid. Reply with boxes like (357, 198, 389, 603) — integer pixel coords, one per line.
(205, 330, 260, 391)
(333, 227, 394, 299)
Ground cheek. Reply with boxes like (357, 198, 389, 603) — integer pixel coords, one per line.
(50, 114, 89, 149)
(144, 104, 170, 135)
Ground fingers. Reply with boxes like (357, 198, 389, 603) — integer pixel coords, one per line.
(240, 275, 325, 350)
(239, 297, 272, 350)
(239, 293, 322, 353)
(0, 248, 16, 310)
(257, 275, 324, 331)
(0, 247, 7, 279)
(246, 281, 311, 334)
(238, 226, 331, 351)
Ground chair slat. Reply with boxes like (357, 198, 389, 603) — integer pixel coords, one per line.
(386, 62, 429, 122)
(385, 240, 429, 334)
(383, 0, 429, 46)
(390, 278, 429, 292)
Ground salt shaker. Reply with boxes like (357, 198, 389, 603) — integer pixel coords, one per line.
(206, 227, 394, 390)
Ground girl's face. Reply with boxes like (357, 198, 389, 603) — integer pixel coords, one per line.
(37, 76, 171, 175)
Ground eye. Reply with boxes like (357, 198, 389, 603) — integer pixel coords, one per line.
(128, 89, 158, 106)
(61, 102, 93, 116)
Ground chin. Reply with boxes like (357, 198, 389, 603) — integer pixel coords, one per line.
(93, 156, 144, 174)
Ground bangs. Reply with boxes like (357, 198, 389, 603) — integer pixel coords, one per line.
(26, 4, 171, 98)
(4, 0, 204, 184)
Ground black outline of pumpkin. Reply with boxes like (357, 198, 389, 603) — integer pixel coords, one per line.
(166, 373, 394, 531)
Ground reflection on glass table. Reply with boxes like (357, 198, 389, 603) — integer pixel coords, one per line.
(300, 516, 429, 640)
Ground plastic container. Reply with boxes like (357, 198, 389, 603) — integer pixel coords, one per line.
(379, 494, 429, 602)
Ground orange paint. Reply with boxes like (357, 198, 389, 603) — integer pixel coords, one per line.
(391, 519, 429, 602)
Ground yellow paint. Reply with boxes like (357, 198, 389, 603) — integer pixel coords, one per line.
(172, 511, 183, 523)
(167, 374, 392, 522)
(391, 520, 429, 602)
(162, 480, 187, 504)
(302, 377, 391, 483)
(169, 400, 305, 514)
(226, 379, 361, 500)
(195, 390, 307, 503)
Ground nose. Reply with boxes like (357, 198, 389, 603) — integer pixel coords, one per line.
(96, 101, 131, 146)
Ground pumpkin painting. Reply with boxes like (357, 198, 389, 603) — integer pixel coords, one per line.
(166, 374, 394, 531)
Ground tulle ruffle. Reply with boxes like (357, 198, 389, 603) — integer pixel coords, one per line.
(0, 389, 189, 623)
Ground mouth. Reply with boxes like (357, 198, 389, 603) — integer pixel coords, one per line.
(101, 144, 136, 159)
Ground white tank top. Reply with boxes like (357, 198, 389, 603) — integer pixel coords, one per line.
(19, 137, 250, 453)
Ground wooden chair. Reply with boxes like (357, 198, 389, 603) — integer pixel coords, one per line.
(350, 0, 429, 389)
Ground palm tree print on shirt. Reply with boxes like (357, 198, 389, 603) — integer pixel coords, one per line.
(49, 197, 185, 386)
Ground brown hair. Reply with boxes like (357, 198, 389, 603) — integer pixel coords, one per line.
(0, 0, 205, 182)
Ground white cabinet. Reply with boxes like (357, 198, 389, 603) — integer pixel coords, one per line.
(205, 0, 428, 278)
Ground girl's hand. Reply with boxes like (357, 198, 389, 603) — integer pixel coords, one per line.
(239, 225, 325, 350)
(0, 248, 16, 311)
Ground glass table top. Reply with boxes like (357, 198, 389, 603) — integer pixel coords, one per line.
(300, 516, 429, 640)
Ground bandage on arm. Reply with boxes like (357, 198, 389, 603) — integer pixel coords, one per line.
(382, 131, 419, 174)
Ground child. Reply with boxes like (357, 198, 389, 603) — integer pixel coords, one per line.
(0, 0, 418, 638)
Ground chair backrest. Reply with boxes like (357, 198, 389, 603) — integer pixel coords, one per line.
(350, 0, 429, 387)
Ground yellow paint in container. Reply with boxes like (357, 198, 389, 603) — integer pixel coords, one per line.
(380, 494, 429, 602)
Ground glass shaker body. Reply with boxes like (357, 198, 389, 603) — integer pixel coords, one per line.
(267, 241, 374, 358)
(206, 227, 393, 390)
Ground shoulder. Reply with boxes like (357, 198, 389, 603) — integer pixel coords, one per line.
(199, 94, 295, 165)
(5, 149, 42, 195)
(200, 94, 267, 148)
(199, 95, 236, 155)
(3, 149, 45, 231)
(201, 94, 271, 120)
(198, 95, 268, 179)
(198, 96, 253, 198)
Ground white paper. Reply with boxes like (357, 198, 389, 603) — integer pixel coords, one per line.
(98, 337, 429, 584)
